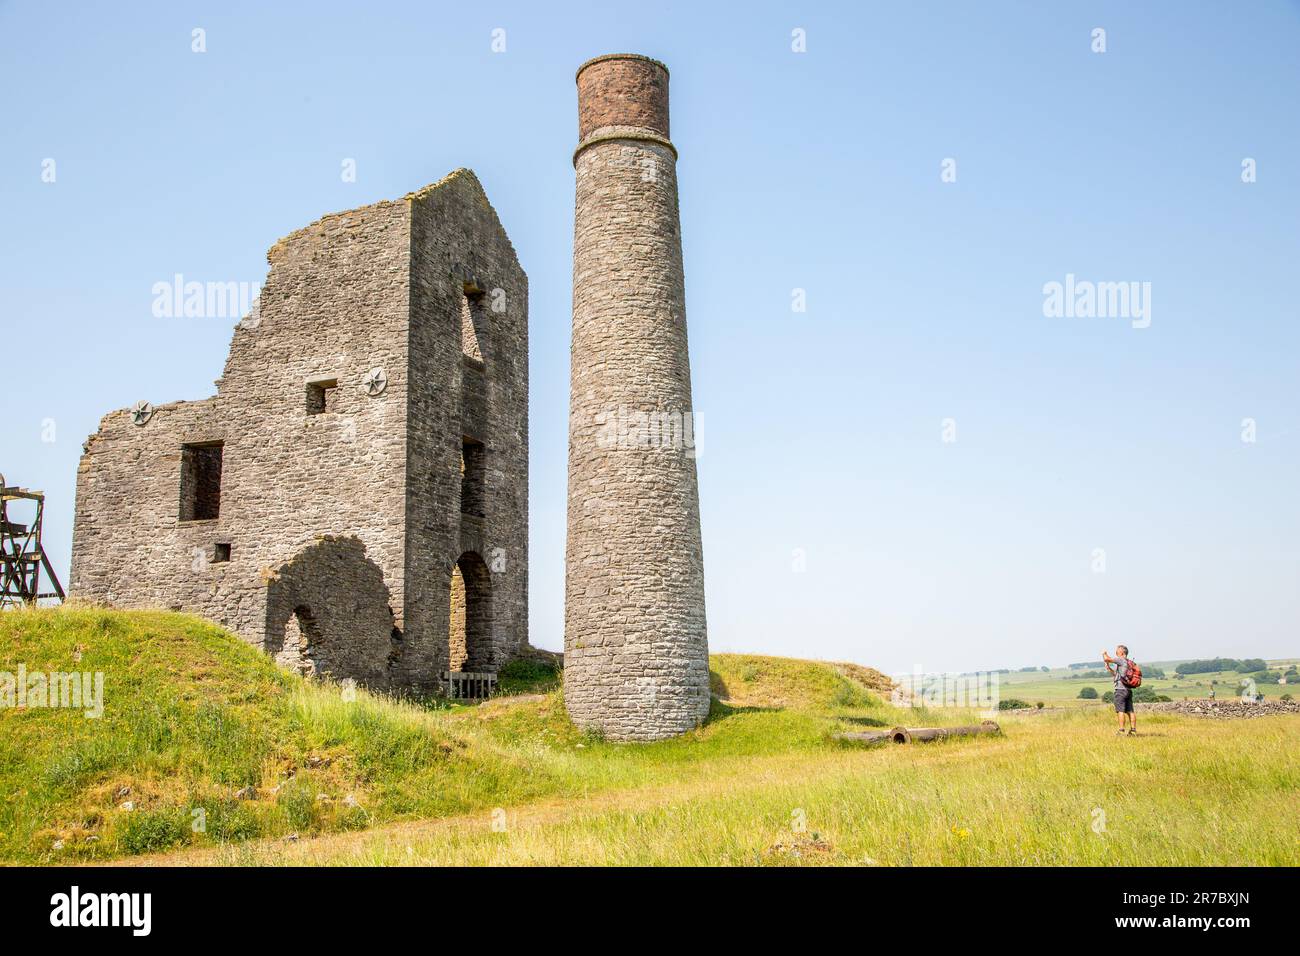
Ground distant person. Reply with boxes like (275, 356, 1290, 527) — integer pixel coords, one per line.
(1102, 645, 1137, 736)
(1209, 687, 1215, 700)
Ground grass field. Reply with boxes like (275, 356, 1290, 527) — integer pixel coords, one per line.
(2, 607, 1297, 866)
(995, 660, 1300, 708)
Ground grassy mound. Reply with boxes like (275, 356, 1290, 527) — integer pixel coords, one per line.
(710, 654, 886, 709)
(0, 608, 910, 863)
(0, 607, 494, 860)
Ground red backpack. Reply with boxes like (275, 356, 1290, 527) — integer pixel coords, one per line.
(1122, 660, 1142, 688)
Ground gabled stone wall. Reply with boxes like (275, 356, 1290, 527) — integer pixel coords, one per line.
(70, 170, 529, 691)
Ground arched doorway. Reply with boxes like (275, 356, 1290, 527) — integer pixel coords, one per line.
(448, 551, 493, 671)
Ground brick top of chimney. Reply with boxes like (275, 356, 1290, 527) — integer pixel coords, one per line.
(575, 53, 670, 141)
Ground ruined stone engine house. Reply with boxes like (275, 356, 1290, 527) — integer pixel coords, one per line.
(70, 169, 529, 692)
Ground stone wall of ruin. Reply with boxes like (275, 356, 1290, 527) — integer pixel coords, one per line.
(71, 171, 529, 691)
(400, 171, 530, 689)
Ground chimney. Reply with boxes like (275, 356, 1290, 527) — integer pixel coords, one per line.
(563, 54, 710, 741)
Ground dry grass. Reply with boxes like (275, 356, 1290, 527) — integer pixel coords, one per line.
(155, 707, 1300, 867)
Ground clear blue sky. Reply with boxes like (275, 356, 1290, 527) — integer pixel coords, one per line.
(3, 1, 1297, 673)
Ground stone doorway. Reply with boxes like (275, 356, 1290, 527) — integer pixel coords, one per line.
(448, 551, 493, 672)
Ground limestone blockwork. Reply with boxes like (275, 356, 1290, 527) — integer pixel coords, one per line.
(70, 169, 530, 692)
(564, 54, 711, 740)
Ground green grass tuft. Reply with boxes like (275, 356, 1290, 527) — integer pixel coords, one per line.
(495, 658, 561, 696)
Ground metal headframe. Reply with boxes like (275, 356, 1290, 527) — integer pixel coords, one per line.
(1, 472, 66, 607)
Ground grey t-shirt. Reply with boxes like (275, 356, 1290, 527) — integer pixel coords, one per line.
(1112, 657, 1130, 689)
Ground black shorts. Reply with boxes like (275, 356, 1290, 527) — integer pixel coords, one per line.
(1113, 686, 1133, 713)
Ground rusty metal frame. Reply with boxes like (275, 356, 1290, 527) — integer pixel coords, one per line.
(1, 472, 65, 607)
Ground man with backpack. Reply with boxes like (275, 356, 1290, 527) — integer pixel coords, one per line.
(1103, 645, 1140, 736)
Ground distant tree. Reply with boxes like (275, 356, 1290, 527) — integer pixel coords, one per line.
(1036, 701, 1045, 709)
(1103, 690, 1115, 703)
(1078, 686, 1099, 699)
(1177, 658, 1268, 675)
(1282, 693, 1294, 702)
(997, 698, 1028, 711)
(1133, 685, 1167, 703)
(1178, 659, 1223, 675)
